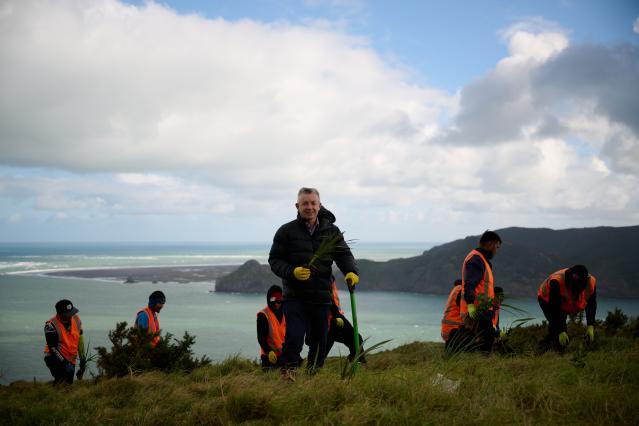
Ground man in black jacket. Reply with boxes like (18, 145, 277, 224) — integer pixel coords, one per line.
(269, 187, 359, 372)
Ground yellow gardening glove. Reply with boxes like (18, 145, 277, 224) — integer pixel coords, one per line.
(467, 304, 478, 319)
(335, 318, 344, 328)
(293, 266, 311, 281)
(586, 325, 595, 343)
(344, 272, 359, 286)
(558, 332, 569, 347)
(499, 330, 507, 340)
(268, 350, 278, 365)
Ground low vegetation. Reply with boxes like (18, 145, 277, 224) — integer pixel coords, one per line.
(1, 311, 638, 425)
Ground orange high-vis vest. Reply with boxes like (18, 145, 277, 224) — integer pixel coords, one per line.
(44, 315, 82, 364)
(257, 307, 286, 357)
(441, 285, 463, 341)
(331, 281, 345, 315)
(137, 306, 161, 347)
(460, 249, 495, 317)
(537, 269, 597, 315)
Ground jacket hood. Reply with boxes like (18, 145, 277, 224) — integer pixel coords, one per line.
(318, 206, 336, 224)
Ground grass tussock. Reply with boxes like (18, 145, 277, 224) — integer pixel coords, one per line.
(2, 313, 639, 425)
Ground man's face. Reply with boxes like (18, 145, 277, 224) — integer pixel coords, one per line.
(296, 192, 320, 224)
(58, 313, 73, 324)
(487, 241, 501, 258)
(153, 303, 165, 313)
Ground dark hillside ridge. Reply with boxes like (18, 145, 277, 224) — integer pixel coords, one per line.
(216, 225, 639, 298)
(357, 225, 639, 298)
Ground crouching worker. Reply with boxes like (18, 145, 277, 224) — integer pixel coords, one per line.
(44, 299, 83, 385)
(325, 280, 365, 363)
(441, 279, 463, 350)
(257, 285, 286, 370)
(135, 290, 166, 348)
(537, 265, 597, 351)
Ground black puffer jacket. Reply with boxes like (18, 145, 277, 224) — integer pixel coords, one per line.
(268, 206, 358, 304)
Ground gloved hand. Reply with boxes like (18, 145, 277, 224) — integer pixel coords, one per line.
(335, 318, 344, 328)
(467, 304, 478, 319)
(499, 330, 507, 340)
(293, 266, 311, 281)
(586, 325, 595, 343)
(268, 350, 278, 365)
(344, 272, 359, 286)
(65, 361, 75, 375)
(558, 331, 570, 347)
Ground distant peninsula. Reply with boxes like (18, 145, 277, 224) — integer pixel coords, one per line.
(46, 225, 639, 298)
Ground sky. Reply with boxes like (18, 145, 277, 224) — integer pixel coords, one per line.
(1, 0, 638, 243)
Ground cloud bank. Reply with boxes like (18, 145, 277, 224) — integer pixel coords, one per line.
(0, 1, 637, 240)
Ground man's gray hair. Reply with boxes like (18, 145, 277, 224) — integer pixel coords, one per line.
(297, 187, 320, 200)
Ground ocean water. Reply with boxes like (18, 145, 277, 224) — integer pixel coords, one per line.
(1, 242, 638, 384)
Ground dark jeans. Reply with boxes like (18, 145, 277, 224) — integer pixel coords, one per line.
(44, 356, 74, 385)
(538, 297, 567, 339)
(326, 313, 364, 360)
(452, 311, 495, 354)
(280, 300, 330, 369)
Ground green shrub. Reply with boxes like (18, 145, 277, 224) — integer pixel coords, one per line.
(95, 322, 211, 378)
(603, 307, 628, 335)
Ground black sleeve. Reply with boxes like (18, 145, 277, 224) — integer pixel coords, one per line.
(256, 313, 272, 354)
(586, 289, 597, 326)
(332, 226, 358, 276)
(44, 322, 65, 362)
(463, 256, 485, 304)
(268, 225, 294, 280)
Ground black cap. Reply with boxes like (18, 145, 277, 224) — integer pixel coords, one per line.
(55, 299, 79, 316)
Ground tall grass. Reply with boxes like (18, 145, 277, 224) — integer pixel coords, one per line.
(2, 320, 638, 425)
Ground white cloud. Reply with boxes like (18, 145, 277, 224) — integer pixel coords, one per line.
(634, 16, 639, 34)
(0, 3, 637, 240)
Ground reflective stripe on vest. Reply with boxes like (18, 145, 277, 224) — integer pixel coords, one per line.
(441, 286, 463, 341)
(537, 269, 597, 315)
(257, 307, 286, 357)
(44, 315, 81, 364)
(137, 307, 160, 347)
(460, 249, 495, 316)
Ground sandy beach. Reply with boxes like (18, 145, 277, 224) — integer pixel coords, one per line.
(46, 264, 239, 284)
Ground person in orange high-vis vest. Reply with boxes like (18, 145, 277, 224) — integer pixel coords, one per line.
(44, 299, 83, 384)
(460, 230, 501, 353)
(135, 290, 165, 348)
(257, 285, 286, 369)
(325, 280, 365, 362)
(441, 279, 463, 347)
(537, 265, 597, 351)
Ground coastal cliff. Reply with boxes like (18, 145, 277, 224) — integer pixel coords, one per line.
(217, 225, 639, 298)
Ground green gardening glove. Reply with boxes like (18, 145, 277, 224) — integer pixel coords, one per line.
(586, 325, 595, 343)
(268, 350, 278, 365)
(558, 331, 569, 347)
(467, 304, 478, 319)
(335, 318, 344, 328)
(293, 266, 311, 281)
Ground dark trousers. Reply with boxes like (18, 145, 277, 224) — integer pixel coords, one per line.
(326, 313, 364, 360)
(453, 312, 495, 353)
(280, 300, 330, 369)
(44, 356, 74, 385)
(538, 297, 568, 347)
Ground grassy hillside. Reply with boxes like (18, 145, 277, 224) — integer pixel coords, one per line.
(2, 323, 638, 425)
